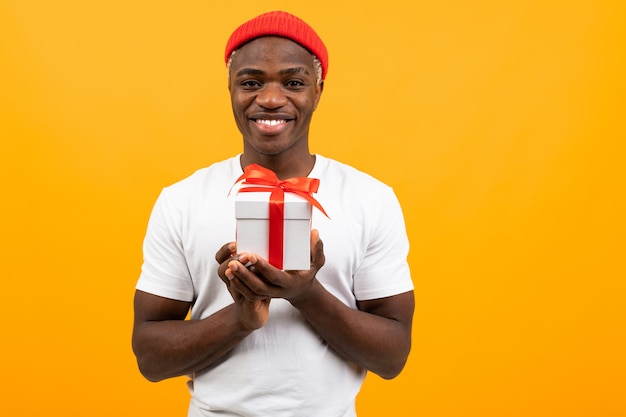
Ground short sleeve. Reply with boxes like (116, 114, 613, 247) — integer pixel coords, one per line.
(353, 187, 413, 300)
(135, 189, 195, 302)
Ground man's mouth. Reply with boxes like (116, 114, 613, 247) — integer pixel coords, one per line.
(254, 119, 287, 126)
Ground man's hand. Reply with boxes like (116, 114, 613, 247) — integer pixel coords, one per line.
(215, 242, 271, 331)
(216, 229, 326, 307)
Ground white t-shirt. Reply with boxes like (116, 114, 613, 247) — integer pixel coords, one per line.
(137, 154, 413, 417)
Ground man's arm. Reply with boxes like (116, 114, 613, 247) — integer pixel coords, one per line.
(293, 284, 414, 379)
(131, 291, 252, 382)
(132, 245, 270, 382)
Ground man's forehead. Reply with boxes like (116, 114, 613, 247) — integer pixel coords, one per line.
(231, 37, 316, 66)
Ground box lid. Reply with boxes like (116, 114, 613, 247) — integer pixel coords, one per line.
(235, 191, 312, 220)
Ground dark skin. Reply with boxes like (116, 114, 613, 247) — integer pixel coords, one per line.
(132, 36, 415, 382)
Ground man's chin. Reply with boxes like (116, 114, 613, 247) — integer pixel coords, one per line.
(244, 136, 293, 155)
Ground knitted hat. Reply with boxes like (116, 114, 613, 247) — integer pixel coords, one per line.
(225, 11, 328, 80)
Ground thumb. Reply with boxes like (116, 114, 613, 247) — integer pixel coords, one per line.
(310, 229, 325, 269)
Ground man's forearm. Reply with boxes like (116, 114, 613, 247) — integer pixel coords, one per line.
(289, 280, 413, 379)
(132, 304, 252, 382)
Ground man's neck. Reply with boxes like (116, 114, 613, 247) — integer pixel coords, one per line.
(240, 153, 316, 180)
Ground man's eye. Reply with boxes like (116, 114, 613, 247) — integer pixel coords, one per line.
(241, 80, 261, 87)
(286, 80, 304, 88)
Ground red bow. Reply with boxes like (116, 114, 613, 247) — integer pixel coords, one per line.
(234, 164, 328, 269)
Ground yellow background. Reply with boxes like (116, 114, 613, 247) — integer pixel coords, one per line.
(1, 1, 624, 415)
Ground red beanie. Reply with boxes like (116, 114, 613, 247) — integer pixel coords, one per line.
(225, 11, 328, 80)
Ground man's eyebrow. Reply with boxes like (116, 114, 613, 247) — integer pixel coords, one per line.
(280, 67, 310, 76)
(235, 68, 265, 77)
(235, 67, 311, 78)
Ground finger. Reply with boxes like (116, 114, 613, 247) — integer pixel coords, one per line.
(310, 229, 325, 271)
(224, 253, 249, 281)
(219, 254, 252, 290)
(227, 258, 271, 300)
(241, 254, 284, 286)
(215, 242, 236, 264)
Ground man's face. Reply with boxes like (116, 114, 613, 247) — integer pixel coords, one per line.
(228, 36, 323, 157)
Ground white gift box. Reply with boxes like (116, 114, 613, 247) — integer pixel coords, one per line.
(235, 190, 312, 270)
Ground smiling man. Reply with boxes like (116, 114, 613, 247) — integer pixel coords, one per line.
(132, 11, 415, 417)
(230, 35, 322, 175)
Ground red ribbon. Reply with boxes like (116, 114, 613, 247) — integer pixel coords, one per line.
(234, 164, 328, 269)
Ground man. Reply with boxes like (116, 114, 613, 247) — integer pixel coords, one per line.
(132, 10, 414, 417)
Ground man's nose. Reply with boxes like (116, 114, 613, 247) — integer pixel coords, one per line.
(255, 83, 288, 109)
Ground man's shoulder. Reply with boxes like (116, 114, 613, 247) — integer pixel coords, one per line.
(317, 155, 392, 191)
(162, 156, 240, 193)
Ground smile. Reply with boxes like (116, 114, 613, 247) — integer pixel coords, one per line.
(255, 119, 287, 126)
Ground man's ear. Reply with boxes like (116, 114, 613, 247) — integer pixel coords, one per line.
(313, 80, 324, 110)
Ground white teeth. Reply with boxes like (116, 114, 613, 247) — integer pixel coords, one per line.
(256, 119, 286, 126)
